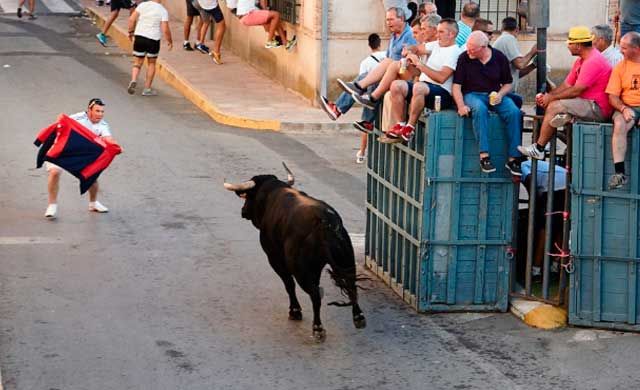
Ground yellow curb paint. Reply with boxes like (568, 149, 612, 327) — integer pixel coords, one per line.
(523, 305, 568, 330)
(85, 6, 281, 131)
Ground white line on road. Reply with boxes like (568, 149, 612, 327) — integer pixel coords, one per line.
(1, 0, 21, 13)
(0, 236, 63, 245)
(40, 0, 75, 13)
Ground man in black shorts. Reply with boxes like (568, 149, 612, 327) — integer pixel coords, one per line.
(183, 0, 202, 51)
(97, 0, 135, 46)
(191, 0, 226, 64)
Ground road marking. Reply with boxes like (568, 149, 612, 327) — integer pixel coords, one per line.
(40, 0, 75, 13)
(0, 236, 63, 245)
(0, 0, 78, 14)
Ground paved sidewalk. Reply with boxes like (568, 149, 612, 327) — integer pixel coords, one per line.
(82, 0, 360, 132)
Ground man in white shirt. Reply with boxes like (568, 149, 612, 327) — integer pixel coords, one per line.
(44, 99, 117, 219)
(593, 24, 623, 67)
(386, 18, 461, 142)
(127, 0, 172, 96)
(493, 16, 536, 95)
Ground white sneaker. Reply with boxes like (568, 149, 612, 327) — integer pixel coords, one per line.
(355, 151, 366, 164)
(44, 204, 57, 219)
(89, 201, 109, 213)
(517, 144, 545, 160)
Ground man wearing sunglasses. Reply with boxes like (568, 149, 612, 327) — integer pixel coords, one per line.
(44, 98, 116, 219)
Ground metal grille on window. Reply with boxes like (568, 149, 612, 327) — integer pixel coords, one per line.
(456, 0, 522, 30)
(269, 0, 298, 25)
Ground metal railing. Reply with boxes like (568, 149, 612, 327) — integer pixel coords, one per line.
(455, 0, 522, 30)
(269, 0, 298, 24)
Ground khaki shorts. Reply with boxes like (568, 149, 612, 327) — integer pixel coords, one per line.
(556, 98, 604, 122)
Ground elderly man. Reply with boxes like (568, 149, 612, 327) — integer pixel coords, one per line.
(352, 13, 440, 110)
(605, 32, 640, 189)
(452, 31, 522, 175)
(593, 24, 623, 66)
(385, 18, 461, 142)
(518, 26, 613, 160)
(336, 7, 417, 101)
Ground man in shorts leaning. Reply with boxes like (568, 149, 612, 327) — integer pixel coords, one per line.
(192, 0, 226, 64)
(126, 0, 173, 96)
(96, 0, 136, 46)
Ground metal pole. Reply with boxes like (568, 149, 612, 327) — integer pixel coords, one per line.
(525, 125, 538, 296)
(542, 136, 557, 299)
(559, 125, 572, 305)
(320, 0, 329, 98)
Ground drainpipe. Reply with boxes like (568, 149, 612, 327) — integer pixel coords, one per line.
(320, 0, 329, 99)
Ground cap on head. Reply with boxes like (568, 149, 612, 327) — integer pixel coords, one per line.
(567, 26, 594, 44)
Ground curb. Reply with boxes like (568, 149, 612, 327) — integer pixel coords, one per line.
(85, 6, 281, 131)
(510, 298, 568, 330)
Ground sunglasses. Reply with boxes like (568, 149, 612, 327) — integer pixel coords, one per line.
(88, 98, 105, 108)
(483, 30, 494, 36)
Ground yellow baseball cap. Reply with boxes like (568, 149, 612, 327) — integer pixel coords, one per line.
(567, 26, 594, 44)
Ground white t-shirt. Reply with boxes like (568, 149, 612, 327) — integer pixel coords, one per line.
(236, 0, 257, 15)
(197, 0, 218, 10)
(134, 1, 169, 41)
(70, 111, 112, 137)
(602, 45, 623, 67)
(493, 32, 523, 92)
(226, 0, 238, 8)
(418, 41, 461, 93)
(359, 51, 386, 75)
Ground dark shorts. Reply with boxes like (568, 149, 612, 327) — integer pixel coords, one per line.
(185, 0, 199, 17)
(110, 0, 133, 12)
(406, 81, 454, 110)
(192, 1, 224, 23)
(133, 35, 160, 58)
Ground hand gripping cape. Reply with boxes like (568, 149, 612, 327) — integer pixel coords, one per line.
(34, 114, 122, 194)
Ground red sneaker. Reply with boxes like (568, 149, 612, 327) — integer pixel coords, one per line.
(401, 125, 415, 142)
(386, 122, 405, 138)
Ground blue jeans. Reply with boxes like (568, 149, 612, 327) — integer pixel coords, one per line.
(335, 73, 377, 123)
(621, 22, 640, 38)
(463, 92, 522, 158)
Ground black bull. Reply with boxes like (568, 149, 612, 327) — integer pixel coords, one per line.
(224, 164, 366, 341)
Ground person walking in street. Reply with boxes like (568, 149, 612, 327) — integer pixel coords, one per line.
(96, 0, 136, 46)
(192, 0, 226, 64)
(17, 0, 37, 20)
(605, 32, 640, 189)
(126, 0, 172, 96)
(44, 99, 116, 219)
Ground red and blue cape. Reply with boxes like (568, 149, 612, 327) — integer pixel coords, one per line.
(34, 114, 122, 194)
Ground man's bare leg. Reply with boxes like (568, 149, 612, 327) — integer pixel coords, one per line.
(389, 80, 409, 124)
(47, 169, 61, 204)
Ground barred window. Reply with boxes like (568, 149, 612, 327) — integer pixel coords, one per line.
(456, 0, 524, 30)
(269, 0, 299, 25)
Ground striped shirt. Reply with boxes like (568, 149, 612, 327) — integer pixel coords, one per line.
(456, 20, 472, 47)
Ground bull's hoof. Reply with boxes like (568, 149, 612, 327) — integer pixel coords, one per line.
(353, 314, 367, 329)
(312, 325, 326, 343)
(288, 308, 303, 321)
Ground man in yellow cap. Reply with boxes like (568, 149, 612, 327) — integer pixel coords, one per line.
(519, 25, 613, 160)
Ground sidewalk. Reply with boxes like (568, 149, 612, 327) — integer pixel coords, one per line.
(82, 0, 359, 132)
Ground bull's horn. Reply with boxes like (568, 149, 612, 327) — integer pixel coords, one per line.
(223, 179, 256, 191)
(282, 162, 295, 185)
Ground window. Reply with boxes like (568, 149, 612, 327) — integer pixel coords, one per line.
(270, 0, 299, 25)
(456, 0, 523, 30)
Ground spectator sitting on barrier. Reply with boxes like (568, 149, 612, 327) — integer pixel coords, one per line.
(452, 31, 523, 175)
(334, 7, 417, 105)
(493, 17, 537, 108)
(518, 26, 613, 160)
(235, 0, 297, 50)
(456, 1, 479, 47)
(192, 0, 226, 64)
(605, 32, 640, 189)
(592, 24, 623, 67)
(418, 1, 437, 18)
(351, 14, 440, 110)
(384, 18, 461, 142)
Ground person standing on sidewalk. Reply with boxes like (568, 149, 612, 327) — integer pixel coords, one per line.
(96, 0, 136, 47)
(44, 99, 115, 219)
(126, 0, 172, 96)
(192, 0, 226, 64)
(17, 0, 37, 20)
(183, 0, 202, 51)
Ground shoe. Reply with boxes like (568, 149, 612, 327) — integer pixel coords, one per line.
(183, 42, 194, 51)
(210, 51, 222, 64)
(127, 81, 136, 95)
(353, 120, 373, 133)
(28, 13, 37, 20)
(517, 144, 545, 160)
(608, 173, 629, 189)
(352, 93, 377, 110)
(275, 35, 283, 45)
(96, 33, 107, 46)
(265, 39, 282, 49)
(195, 43, 209, 54)
(89, 201, 109, 213)
(400, 125, 415, 142)
(505, 159, 523, 176)
(356, 151, 366, 164)
(142, 88, 157, 96)
(319, 96, 341, 121)
(480, 157, 496, 173)
(549, 113, 573, 128)
(44, 204, 57, 219)
(386, 122, 405, 138)
(337, 79, 365, 95)
(17, 7, 22, 18)
(285, 35, 297, 51)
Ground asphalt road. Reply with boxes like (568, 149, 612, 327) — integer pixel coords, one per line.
(1, 14, 639, 390)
